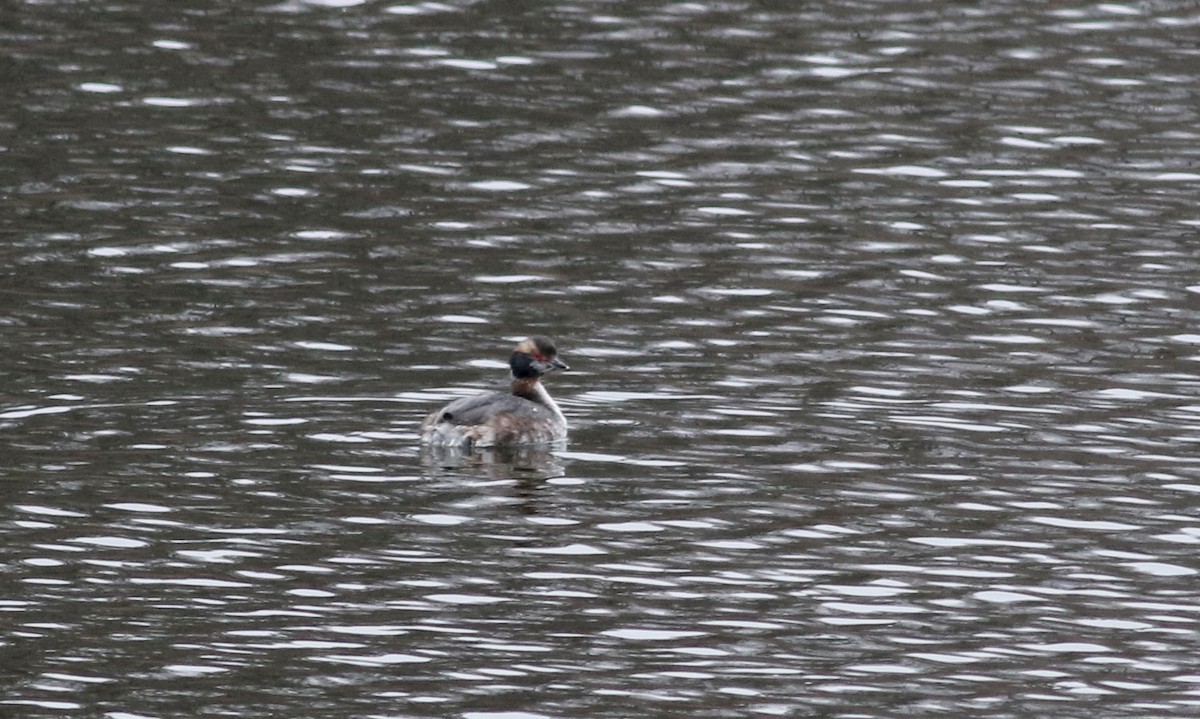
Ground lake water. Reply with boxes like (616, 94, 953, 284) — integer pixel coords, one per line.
(4, 1, 1200, 717)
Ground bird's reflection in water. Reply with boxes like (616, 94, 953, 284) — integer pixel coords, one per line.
(420, 442, 569, 515)
(420, 442, 567, 479)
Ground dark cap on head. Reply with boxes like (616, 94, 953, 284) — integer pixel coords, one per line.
(511, 336, 568, 378)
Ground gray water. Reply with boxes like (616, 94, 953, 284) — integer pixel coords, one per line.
(4, 1, 1200, 717)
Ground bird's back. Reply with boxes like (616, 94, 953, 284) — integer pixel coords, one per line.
(420, 391, 565, 447)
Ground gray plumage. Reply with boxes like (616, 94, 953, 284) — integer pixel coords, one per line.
(434, 392, 557, 426)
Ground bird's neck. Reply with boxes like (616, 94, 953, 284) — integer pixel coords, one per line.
(511, 376, 566, 426)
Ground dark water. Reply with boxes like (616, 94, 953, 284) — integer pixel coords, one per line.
(4, 1, 1200, 716)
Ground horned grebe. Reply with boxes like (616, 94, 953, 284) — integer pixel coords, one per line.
(420, 336, 569, 448)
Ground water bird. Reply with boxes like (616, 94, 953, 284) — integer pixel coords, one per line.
(420, 336, 569, 448)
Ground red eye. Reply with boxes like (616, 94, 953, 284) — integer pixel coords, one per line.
(533, 353, 546, 361)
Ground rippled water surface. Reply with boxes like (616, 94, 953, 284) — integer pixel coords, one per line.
(5, 1, 1200, 717)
